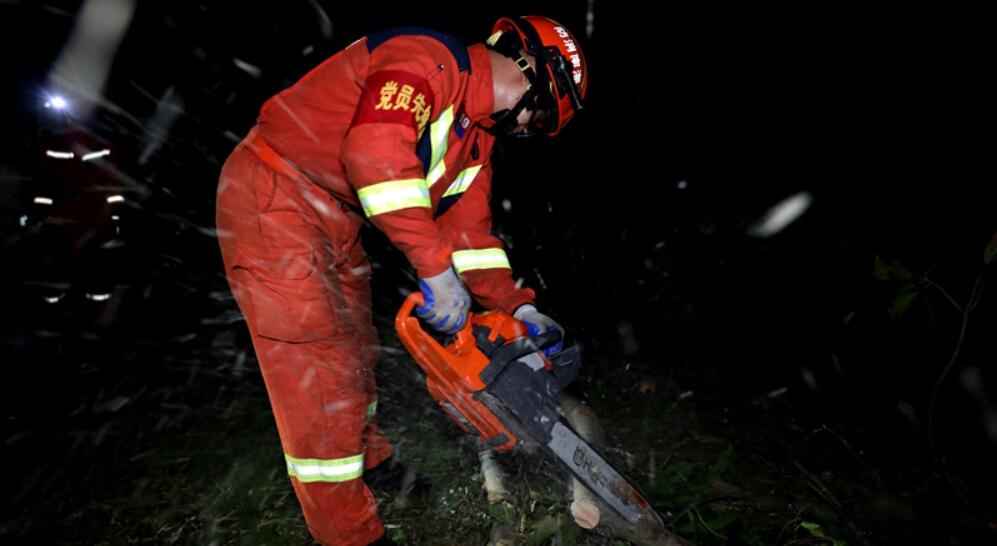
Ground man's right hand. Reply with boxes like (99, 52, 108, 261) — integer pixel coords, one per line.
(416, 267, 471, 334)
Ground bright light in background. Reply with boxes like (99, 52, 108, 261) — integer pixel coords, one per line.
(748, 191, 814, 238)
(106, 195, 125, 203)
(46, 0, 137, 123)
(45, 95, 69, 110)
(86, 293, 112, 302)
(34, 197, 54, 205)
(46, 150, 74, 159)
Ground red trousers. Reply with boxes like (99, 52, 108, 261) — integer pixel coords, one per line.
(216, 129, 394, 545)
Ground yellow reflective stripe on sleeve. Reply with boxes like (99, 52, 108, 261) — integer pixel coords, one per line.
(365, 400, 377, 423)
(285, 452, 365, 483)
(427, 106, 455, 186)
(452, 248, 511, 274)
(442, 165, 484, 198)
(356, 179, 430, 217)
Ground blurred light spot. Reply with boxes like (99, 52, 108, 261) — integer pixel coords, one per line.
(616, 321, 640, 356)
(801, 367, 819, 390)
(302, 44, 315, 56)
(49, 96, 68, 109)
(677, 180, 688, 190)
(82, 149, 110, 161)
(748, 191, 813, 238)
(34, 197, 54, 205)
(304, 0, 333, 38)
(46, 150, 74, 159)
(985, 409, 997, 443)
(86, 293, 111, 301)
(958, 366, 985, 397)
(502, 199, 512, 212)
(586, 0, 595, 37)
(19, 215, 29, 227)
(106, 195, 124, 203)
(233, 57, 262, 78)
(45, 294, 65, 304)
(99, 395, 130, 412)
(111, 215, 120, 220)
(897, 401, 919, 428)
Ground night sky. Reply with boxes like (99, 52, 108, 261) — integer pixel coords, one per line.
(1, 2, 994, 544)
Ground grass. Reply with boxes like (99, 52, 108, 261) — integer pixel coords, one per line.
(2, 313, 991, 545)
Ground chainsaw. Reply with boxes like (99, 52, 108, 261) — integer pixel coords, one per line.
(395, 293, 664, 529)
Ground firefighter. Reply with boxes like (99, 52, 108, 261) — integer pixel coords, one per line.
(215, 16, 588, 545)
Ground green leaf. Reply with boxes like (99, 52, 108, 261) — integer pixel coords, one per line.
(985, 232, 997, 265)
(873, 255, 914, 281)
(705, 445, 734, 482)
(487, 503, 516, 525)
(872, 255, 891, 280)
(557, 514, 580, 545)
(801, 521, 825, 537)
(525, 515, 559, 546)
(889, 284, 919, 319)
(801, 521, 847, 546)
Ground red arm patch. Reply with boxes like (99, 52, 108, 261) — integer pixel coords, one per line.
(350, 70, 434, 139)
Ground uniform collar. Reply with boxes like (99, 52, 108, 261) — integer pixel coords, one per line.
(466, 43, 495, 124)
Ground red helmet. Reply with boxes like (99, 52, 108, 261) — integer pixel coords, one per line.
(488, 16, 588, 136)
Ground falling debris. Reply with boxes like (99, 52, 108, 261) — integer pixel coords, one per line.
(139, 86, 184, 165)
(586, 0, 595, 38)
(617, 321, 640, 356)
(747, 191, 813, 237)
(233, 58, 262, 79)
(304, 0, 334, 39)
(767, 387, 788, 398)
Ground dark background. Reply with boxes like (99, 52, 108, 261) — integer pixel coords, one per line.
(1, 1, 994, 544)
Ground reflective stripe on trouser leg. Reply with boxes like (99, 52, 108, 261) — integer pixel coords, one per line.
(286, 452, 365, 483)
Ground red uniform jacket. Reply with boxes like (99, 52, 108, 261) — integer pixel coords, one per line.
(257, 28, 534, 314)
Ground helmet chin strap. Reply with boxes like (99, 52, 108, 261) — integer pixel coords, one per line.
(485, 32, 548, 137)
(486, 87, 540, 137)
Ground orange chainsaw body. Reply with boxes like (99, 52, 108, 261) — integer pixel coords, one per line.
(395, 293, 535, 452)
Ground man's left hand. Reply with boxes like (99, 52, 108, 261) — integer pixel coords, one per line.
(513, 304, 564, 356)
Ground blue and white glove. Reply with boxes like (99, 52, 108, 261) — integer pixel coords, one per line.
(513, 304, 564, 356)
(416, 267, 471, 334)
